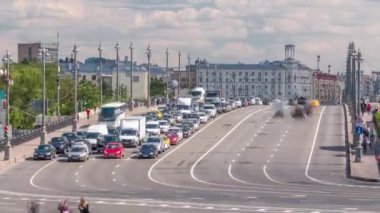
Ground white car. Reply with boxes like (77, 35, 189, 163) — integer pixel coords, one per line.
(146, 121, 160, 135)
(168, 127, 183, 140)
(197, 112, 208, 124)
(234, 99, 242, 108)
(185, 118, 200, 130)
(202, 104, 217, 118)
(67, 145, 89, 162)
(159, 120, 170, 133)
(255, 98, 263, 105)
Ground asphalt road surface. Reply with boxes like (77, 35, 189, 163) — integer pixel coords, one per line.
(0, 105, 379, 213)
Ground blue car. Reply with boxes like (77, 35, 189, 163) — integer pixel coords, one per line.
(139, 144, 159, 159)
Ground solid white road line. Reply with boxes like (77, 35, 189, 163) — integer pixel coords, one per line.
(29, 159, 58, 191)
(263, 165, 283, 185)
(190, 108, 267, 184)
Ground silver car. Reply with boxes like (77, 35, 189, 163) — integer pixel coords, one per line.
(67, 145, 89, 162)
(144, 136, 165, 154)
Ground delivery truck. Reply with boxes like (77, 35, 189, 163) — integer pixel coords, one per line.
(119, 116, 146, 147)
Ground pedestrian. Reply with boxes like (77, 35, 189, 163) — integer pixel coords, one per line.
(367, 102, 372, 114)
(58, 199, 69, 213)
(78, 197, 90, 213)
(361, 101, 366, 115)
(28, 201, 40, 213)
(86, 108, 91, 120)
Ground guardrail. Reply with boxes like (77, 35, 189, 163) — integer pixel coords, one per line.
(343, 103, 352, 178)
(0, 116, 74, 151)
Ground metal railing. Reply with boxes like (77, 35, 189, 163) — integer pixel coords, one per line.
(0, 116, 74, 151)
(343, 103, 352, 178)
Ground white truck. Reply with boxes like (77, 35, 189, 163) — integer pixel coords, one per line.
(177, 97, 192, 114)
(119, 116, 146, 147)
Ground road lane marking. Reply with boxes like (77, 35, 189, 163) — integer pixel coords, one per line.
(263, 165, 283, 184)
(112, 171, 115, 175)
(116, 164, 120, 168)
(190, 108, 267, 185)
(29, 159, 58, 191)
(205, 206, 214, 209)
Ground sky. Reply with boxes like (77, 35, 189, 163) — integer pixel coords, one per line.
(0, 0, 380, 73)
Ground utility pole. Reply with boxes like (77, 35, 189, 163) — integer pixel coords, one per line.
(196, 58, 200, 87)
(317, 55, 320, 71)
(115, 42, 120, 101)
(165, 48, 169, 104)
(146, 45, 152, 107)
(56, 32, 61, 117)
(72, 44, 79, 132)
(357, 51, 363, 114)
(98, 43, 103, 106)
(328, 65, 331, 74)
(129, 42, 134, 109)
(187, 54, 191, 93)
(39, 46, 49, 145)
(3, 50, 11, 160)
(206, 60, 209, 91)
(178, 50, 181, 98)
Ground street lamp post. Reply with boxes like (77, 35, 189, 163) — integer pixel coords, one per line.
(3, 51, 12, 160)
(146, 45, 152, 107)
(39, 47, 49, 145)
(129, 42, 134, 110)
(72, 44, 79, 132)
(187, 54, 191, 93)
(165, 48, 169, 104)
(57, 32, 61, 117)
(115, 42, 120, 101)
(98, 43, 103, 106)
(178, 51, 181, 97)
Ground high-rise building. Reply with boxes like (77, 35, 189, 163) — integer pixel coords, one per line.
(18, 42, 58, 63)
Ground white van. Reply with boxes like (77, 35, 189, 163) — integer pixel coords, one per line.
(87, 124, 109, 148)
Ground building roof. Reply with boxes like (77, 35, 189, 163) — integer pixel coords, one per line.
(198, 60, 312, 71)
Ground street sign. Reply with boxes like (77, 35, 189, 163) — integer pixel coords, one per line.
(355, 126, 363, 135)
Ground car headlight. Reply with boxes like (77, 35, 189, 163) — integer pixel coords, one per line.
(46, 152, 51, 156)
(116, 150, 121, 154)
(149, 152, 154, 155)
(139, 152, 142, 155)
(68, 154, 72, 157)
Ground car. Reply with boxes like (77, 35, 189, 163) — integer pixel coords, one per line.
(163, 114, 175, 125)
(374, 144, 380, 167)
(240, 97, 249, 107)
(234, 98, 242, 108)
(146, 121, 160, 135)
(154, 110, 164, 119)
(197, 112, 208, 124)
(212, 102, 223, 114)
(172, 112, 183, 123)
(157, 105, 168, 112)
(97, 134, 122, 152)
(185, 118, 200, 130)
(161, 135, 171, 150)
(84, 132, 101, 150)
(145, 112, 158, 121)
(255, 98, 263, 105)
(71, 139, 91, 153)
(139, 144, 159, 159)
(166, 132, 180, 145)
(67, 145, 89, 162)
(159, 120, 170, 133)
(262, 99, 270, 105)
(144, 136, 165, 154)
(33, 144, 56, 160)
(297, 97, 307, 105)
(182, 121, 195, 134)
(177, 124, 191, 138)
(61, 132, 79, 145)
(200, 109, 212, 119)
(168, 127, 183, 140)
(229, 100, 237, 109)
(50, 137, 68, 154)
(76, 131, 87, 139)
(202, 104, 217, 118)
(103, 142, 124, 159)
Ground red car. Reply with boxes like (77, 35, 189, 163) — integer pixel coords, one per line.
(166, 132, 180, 145)
(103, 142, 124, 159)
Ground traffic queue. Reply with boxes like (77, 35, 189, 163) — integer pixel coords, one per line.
(32, 97, 262, 162)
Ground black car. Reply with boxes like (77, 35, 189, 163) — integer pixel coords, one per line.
(263, 99, 270, 105)
(33, 144, 56, 160)
(61, 132, 79, 145)
(297, 97, 307, 105)
(182, 121, 195, 133)
(76, 131, 87, 139)
(50, 137, 68, 154)
(97, 134, 122, 152)
(177, 125, 190, 138)
(139, 144, 159, 159)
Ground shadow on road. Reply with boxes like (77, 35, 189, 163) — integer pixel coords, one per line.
(319, 145, 345, 152)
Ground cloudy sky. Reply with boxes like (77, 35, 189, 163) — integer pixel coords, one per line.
(1, 0, 379, 73)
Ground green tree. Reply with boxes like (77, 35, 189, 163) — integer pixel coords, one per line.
(150, 77, 166, 97)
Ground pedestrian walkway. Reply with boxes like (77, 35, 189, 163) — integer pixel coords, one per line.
(348, 106, 380, 182)
(0, 106, 157, 173)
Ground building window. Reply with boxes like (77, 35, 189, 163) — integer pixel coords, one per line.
(251, 72, 255, 76)
(133, 76, 140, 82)
(91, 75, 96, 80)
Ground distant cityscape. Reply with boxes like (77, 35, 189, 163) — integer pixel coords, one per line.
(16, 42, 378, 104)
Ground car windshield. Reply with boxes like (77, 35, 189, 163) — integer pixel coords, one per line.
(203, 106, 214, 109)
(86, 132, 99, 139)
(121, 129, 137, 135)
(106, 144, 120, 149)
(141, 145, 155, 151)
(99, 107, 116, 122)
(146, 124, 159, 129)
(37, 145, 51, 151)
(104, 135, 120, 143)
(198, 113, 205, 116)
(63, 133, 76, 138)
(51, 137, 64, 144)
(146, 137, 160, 143)
(71, 147, 85, 152)
(159, 121, 168, 125)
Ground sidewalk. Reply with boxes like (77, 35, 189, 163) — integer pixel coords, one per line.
(0, 106, 157, 173)
(348, 107, 380, 182)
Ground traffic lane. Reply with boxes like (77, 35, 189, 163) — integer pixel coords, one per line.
(226, 115, 295, 186)
(0, 158, 57, 193)
(191, 109, 279, 185)
(150, 106, 267, 188)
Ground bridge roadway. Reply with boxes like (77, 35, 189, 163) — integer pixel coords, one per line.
(0, 105, 379, 212)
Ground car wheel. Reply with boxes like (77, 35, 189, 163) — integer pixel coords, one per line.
(68, 159, 71, 162)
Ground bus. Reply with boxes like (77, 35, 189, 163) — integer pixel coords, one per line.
(98, 102, 127, 129)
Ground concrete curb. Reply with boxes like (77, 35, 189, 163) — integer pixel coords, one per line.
(349, 175, 380, 182)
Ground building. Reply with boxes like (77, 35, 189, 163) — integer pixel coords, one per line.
(361, 74, 373, 100)
(313, 72, 341, 104)
(170, 65, 197, 96)
(196, 45, 313, 100)
(59, 56, 149, 99)
(18, 42, 58, 63)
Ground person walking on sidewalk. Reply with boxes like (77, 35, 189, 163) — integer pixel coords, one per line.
(367, 102, 372, 114)
(78, 197, 90, 213)
(58, 200, 69, 213)
(86, 108, 91, 120)
(361, 101, 367, 116)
